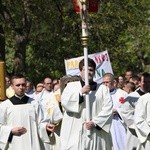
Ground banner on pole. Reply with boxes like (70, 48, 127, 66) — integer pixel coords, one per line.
(73, 0, 100, 13)
(73, 0, 81, 13)
(64, 50, 113, 83)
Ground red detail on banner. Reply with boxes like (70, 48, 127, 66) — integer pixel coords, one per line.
(88, 0, 99, 12)
(73, 0, 80, 13)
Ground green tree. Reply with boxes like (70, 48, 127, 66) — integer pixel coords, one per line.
(0, 0, 31, 74)
(0, 25, 5, 61)
(1, 0, 150, 83)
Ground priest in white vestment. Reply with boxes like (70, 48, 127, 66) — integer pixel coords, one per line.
(0, 74, 54, 150)
(103, 73, 128, 150)
(60, 58, 113, 150)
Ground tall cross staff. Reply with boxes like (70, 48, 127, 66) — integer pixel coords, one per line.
(74, 0, 100, 135)
(80, 0, 91, 135)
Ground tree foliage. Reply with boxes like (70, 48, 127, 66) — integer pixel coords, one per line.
(0, 0, 149, 83)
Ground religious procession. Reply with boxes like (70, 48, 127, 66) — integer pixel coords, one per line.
(0, 61, 150, 150)
(0, 0, 149, 150)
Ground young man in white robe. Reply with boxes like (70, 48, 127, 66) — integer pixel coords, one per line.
(102, 73, 128, 150)
(119, 72, 150, 150)
(60, 58, 113, 150)
(0, 74, 55, 150)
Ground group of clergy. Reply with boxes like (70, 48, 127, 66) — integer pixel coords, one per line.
(1, 59, 150, 150)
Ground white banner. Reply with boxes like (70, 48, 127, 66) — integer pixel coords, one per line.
(64, 50, 113, 83)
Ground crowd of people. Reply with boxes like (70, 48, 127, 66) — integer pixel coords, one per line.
(0, 58, 150, 150)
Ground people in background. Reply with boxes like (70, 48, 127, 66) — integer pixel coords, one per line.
(35, 83, 44, 95)
(129, 75, 140, 90)
(125, 70, 133, 82)
(119, 72, 150, 150)
(25, 80, 35, 98)
(117, 75, 125, 89)
(123, 81, 136, 94)
(5, 75, 15, 98)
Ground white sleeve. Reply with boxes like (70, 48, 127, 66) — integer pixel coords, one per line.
(134, 96, 150, 143)
(93, 85, 113, 133)
(0, 102, 13, 149)
(61, 82, 81, 113)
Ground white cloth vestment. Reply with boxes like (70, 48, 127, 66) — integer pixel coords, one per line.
(134, 93, 150, 150)
(36, 92, 63, 150)
(0, 99, 49, 150)
(110, 88, 127, 150)
(119, 91, 141, 150)
(60, 81, 113, 150)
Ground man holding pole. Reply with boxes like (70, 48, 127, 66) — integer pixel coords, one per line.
(60, 58, 113, 150)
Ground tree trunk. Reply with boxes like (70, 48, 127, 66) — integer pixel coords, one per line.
(0, 25, 5, 61)
(0, 0, 31, 74)
(13, 33, 27, 74)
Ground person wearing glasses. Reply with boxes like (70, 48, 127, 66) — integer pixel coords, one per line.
(60, 58, 113, 150)
(102, 73, 128, 150)
(0, 74, 56, 150)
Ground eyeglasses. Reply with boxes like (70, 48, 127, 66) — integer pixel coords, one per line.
(15, 83, 26, 87)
